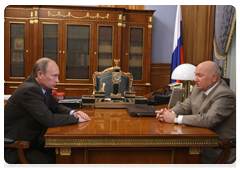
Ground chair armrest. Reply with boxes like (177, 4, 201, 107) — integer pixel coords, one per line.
(218, 139, 236, 149)
(4, 138, 29, 149)
(4, 138, 30, 164)
(216, 138, 236, 164)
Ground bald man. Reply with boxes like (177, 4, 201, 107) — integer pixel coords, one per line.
(5, 58, 91, 164)
(156, 61, 236, 164)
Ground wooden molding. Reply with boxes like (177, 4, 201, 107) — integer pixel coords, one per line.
(98, 5, 145, 10)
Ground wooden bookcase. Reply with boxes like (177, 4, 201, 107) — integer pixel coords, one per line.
(4, 5, 155, 96)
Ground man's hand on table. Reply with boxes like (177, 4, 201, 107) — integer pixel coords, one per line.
(73, 111, 91, 122)
(155, 108, 176, 124)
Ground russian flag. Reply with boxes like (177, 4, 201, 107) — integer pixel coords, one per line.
(170, 5, 184, 83)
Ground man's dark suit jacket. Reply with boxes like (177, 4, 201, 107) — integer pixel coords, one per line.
(4, 76, 78, 146)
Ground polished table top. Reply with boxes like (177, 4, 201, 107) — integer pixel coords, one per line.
(44, 104, 218, 148)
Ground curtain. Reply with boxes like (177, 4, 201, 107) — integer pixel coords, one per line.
(226, 28, 236, 93)
(213, 5, 236, 78)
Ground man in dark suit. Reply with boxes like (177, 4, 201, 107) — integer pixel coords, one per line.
(4, 58, 91, 164)
(156, 61, 236, 164)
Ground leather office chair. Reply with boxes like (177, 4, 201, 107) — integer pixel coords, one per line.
(93, 67, 133, 96)
(222, 77, 230, 87)
(4, 138, 30, 164)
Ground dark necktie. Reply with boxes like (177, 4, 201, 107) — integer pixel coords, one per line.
(45, 93, 49, 107)
(202, 93, 207, 101)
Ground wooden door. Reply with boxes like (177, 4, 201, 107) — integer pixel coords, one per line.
(94, 22, 119, 72)
(62, 21, 94, 83)
(124, 24, 148, 83)
(4, 19, 30, 81)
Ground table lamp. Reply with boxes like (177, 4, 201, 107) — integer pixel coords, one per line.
(171, 63, 196, 101)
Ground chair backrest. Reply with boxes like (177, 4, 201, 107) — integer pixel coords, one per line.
(93, 67, 133, 96)
(222, 77, 230, 87)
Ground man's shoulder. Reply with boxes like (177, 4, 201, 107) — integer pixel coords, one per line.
(17, 76, 41, 93)
(211, 79, 236, 99)
(217, 79, 235, 94)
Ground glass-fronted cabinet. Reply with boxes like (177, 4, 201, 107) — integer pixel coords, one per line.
(42, 24, 59, 63)
(10, 23, 26, 77)
(40, 21, 91, 81)
(4, 18, 30, 84)
(66, 25, 90, 79)
(4, 6, 154, 96)
(98, 26, 113, 72)
(129, 27, 143, 80)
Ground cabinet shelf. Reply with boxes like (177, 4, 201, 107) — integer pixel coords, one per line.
(43, 50, 58, 52)
(43, 36, 58, 38)
(67, 36, 89, 39)
(66, 65, 88, 67)
(10, 62, 24, 65)
(10, 49, 24, 52)
(67, 50, 89, 53)
(10, 35, 24, 38)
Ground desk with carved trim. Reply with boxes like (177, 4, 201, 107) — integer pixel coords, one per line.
(44, 104, 219, 164)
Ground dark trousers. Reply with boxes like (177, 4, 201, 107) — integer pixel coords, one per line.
(4, 137, 56, 164)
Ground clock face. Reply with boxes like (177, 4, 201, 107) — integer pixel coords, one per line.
(113, 73, 121, 82)
(114, 74, 120, 81)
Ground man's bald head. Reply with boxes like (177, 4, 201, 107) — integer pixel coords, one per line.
(194, 61, 221, 92)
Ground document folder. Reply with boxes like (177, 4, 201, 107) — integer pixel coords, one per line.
(126, 105, 157, 118)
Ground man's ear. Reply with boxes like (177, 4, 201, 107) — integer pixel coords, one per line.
(37, 71, 43, 80)
(212, 73, 217, 83)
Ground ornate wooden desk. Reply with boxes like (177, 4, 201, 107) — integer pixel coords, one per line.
(44, 105, 219, 164)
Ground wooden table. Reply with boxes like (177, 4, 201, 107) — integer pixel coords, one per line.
(44, 104, 219, 164)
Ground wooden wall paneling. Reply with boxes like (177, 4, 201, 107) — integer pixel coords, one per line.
(150, 63, 171, 92)
(5, 84, 21, 94)
(63, 86, 92, 97)
(9, 86, 19, 94)
(135, 88, 143, 96)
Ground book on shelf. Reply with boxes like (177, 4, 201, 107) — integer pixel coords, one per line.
(130, 47, 142, 53)
(98, 59, 112, 66)
(11, 52, 24, 62)
(10, 24, 24, 36)
(67, 26, 90, 39)
(67, 39, 89, 51)
(67, 53, 89, 66)
(129, 59, 142, 67)
(98, 45, 112, 53)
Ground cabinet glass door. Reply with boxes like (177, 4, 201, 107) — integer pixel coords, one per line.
(129, 28, 143, 80)
(98, 26, 113, 71)
(10, 23, 25, 77)
(42, 24, 58, 63)
(66, 25, 90, 79)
